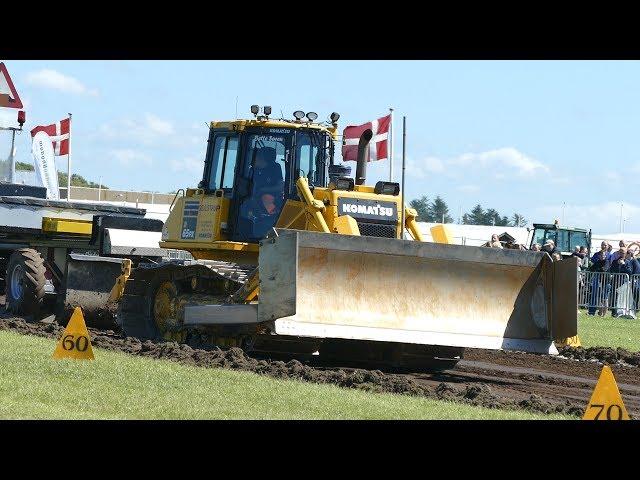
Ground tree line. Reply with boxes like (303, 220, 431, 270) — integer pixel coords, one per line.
(15, 161, 109, 189)
(409, 195, 527, 227)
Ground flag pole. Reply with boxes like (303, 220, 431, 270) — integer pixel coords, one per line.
(389, 107, 394, 181)
(66, 113, 72, 201)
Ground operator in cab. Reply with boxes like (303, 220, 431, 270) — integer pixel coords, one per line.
(238, 145, 286, 240)
(251, 146, 284, 216)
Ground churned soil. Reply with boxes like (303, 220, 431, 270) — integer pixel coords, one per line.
(2, 312, 639, 418)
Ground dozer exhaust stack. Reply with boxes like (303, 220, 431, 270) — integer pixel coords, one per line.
(258, 229, 577, 354)
(355, 129, 373, 186)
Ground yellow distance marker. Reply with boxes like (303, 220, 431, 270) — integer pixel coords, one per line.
(582, 365, 630, 420)
(53, 307, 95, 360)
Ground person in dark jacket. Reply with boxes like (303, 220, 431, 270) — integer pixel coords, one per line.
(541, 240, 558, 256)
(610, 247, 629, 317)
(588, 242, 612, 315)
(610, 240, 628, 263)
(626, 250, 640, 317)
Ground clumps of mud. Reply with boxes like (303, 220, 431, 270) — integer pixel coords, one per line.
(0, 316, 584, 417)
(559, 346, 640, 367)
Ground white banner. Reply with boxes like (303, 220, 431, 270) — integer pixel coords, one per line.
(32, 131, 59, 200)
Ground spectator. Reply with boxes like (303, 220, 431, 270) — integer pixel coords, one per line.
(626, 249, 640, 318)
(588, 241, 612, 316)
(610, 247, 629, 317)
(489, 234, 503, 249)
(611, 240, 628, 263)
(551, 252, 562, 261)
(531, 243, 541, 252)
(541, 240, 558, 256)
(579, 246, 589, 269)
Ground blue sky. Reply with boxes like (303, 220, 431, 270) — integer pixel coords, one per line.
(1, 60, 639, 234)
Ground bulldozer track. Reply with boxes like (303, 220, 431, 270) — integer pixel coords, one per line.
(117, 259, 255, 340)
(2, 311, 639, 418)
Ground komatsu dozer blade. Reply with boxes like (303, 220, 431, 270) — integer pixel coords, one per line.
(258, 229, 577, 354)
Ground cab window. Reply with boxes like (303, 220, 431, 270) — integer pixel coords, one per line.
(296, 131, 325, 186)
(569, 231, 588, 251)
(208, 134, 238, 191)
(556, 229, 570, 252)
(533, 228, 549, 246)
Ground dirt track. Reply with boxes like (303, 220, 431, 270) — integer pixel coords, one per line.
(1, 311, 639, 418)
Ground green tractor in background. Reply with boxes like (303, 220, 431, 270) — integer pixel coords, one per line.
(528, 221, 592, 259)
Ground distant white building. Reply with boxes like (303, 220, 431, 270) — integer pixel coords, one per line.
(417, 222, 529, 247)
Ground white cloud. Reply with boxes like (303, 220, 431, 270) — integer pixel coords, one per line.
(26, 69, 98, 96)
(408, 147, 549, 181)
(98, 113, 176, 145)
(171, 157, 203, 174)
(110, 149, 152, 166)
(449, 147, 549, 176)
(145, 114, 174, 135)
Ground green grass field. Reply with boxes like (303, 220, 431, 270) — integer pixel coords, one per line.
(578, 310, 640, 351)
(0, 331, 569, 420)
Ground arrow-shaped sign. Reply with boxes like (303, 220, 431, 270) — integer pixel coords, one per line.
(0, 62, 24, 109)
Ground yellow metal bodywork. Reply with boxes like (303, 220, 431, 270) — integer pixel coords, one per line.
(430, 224, 454, 244)
(405, 207, 425, 241)
(42, 217, 93, 235)
(555, 335, 582, 348)
(274, 179, 405, 239)
(159, 116, 409, 262)
(108, 258, 132, 304)
(161, 173, 410, 261)
(210, 118, 338, 140)
(332, 215, 360, 235)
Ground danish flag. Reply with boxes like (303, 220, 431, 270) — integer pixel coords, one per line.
(342, 113, 391, 162)
(30, 118, 71, 156)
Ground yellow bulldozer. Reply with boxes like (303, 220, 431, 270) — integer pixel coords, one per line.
(56, 107, 578, 370)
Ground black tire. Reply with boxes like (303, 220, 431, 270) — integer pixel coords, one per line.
(5, 248, 47, 319)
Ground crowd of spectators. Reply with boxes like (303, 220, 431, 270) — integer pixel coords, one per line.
(487, 235, 640, 318)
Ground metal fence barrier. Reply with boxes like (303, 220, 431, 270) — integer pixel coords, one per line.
(578, 271, 639, 319)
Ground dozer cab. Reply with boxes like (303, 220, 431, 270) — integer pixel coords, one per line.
(66, 107, 577, 371)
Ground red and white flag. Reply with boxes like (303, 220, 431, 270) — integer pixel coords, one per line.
(342, 113, 391, 162)
(30, 118, 70, 156)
